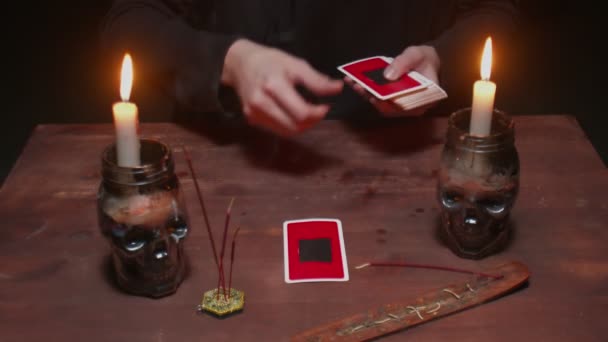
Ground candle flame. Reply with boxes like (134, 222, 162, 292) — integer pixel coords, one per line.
(120, 53, 133, 101)
(480, 37, 492, 81)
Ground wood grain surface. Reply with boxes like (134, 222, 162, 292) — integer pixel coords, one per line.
(0, 115, 606, 341)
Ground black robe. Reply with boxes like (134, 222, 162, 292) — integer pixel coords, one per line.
(101, 0, 518, 119)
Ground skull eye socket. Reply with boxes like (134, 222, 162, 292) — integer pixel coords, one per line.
(441, 190, 463, 208)
(123, 227, 154, 252)
(167, 216, 189, 240)
(125, 240, 146, 252)
(171, 227, 188, 240)
(478, 197, 507, 215)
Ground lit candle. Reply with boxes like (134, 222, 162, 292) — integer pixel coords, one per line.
(470, 37, 496, 137)
(112, 53, 140, 167)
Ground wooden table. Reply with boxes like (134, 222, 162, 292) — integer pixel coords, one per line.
(1, 115, 606, 341)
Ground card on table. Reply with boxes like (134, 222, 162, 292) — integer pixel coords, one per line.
(283, 218, 349, 283)
(337, 56, 447, 110)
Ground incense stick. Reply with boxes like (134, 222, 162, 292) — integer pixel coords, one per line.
(356, 261, 503, 280)
(182, 146, 220, 269)
(217, 198, 235, 299)
(228, 227, 241, 299)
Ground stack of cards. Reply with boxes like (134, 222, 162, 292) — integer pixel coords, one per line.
(338, 56, 447, 111)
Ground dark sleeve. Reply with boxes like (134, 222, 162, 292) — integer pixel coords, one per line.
(431, 0, 519, 62)
(101, 0, 239, 113)
(428, 0, 519, 96)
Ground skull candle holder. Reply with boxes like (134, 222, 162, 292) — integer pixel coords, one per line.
(437, 108, 519, 259)
(98, 139, 189, 297)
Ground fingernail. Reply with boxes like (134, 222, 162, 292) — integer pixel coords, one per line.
(384, 66, 397, 80)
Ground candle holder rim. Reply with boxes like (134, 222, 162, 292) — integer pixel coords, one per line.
(102, 138, 170, 170)
(101, 138, 174, 187)
(448, 107, 514, 141)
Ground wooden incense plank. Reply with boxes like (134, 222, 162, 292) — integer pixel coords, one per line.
(291, 261, 530, 341)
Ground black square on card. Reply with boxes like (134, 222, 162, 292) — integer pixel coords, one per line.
(299, 238, 332, 262)
(363, 68, 394, 85)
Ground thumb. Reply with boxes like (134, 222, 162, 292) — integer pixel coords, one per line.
(384, 47, 424, 81)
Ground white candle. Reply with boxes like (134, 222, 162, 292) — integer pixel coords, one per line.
(112, 53, 140, 167)
(470, 37, 496, 137)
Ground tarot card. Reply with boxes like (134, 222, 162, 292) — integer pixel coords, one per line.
(283, 218, 349, 283)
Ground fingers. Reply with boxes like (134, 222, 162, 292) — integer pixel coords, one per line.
(369, 98, 403, 116)
(409, 103, 434, 116)
(234, 49, 343, 136)
(383, 46, 425, 81)
(243, 91, 299, 137)
(258, 60, 337, 132)
(417, 63, 439, 84)
(244, 77, 331, 137)
(345, 78, 369, 99)
(291, 61, 343, 96)
(263, 77, 329, 124)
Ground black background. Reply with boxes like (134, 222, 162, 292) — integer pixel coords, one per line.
(2, 2, 606, 185)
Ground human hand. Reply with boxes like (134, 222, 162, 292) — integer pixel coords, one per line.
(222, 39, 343, 137)
(345, 45, 440, 117)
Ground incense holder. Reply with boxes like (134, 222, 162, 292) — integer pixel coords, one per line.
(437, 108, 519, 259)
(198, 288, 245, 317)
(292, 261, 529, 341)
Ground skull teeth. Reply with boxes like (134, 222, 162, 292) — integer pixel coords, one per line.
(465, 217, 478, 225)
(147, 268, 177, 282)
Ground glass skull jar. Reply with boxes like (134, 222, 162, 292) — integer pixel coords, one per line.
(97, 139, 189, 297)
(437, 108, 519, 259)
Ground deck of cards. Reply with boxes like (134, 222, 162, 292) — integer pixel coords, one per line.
(338, 56, 447, 111)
